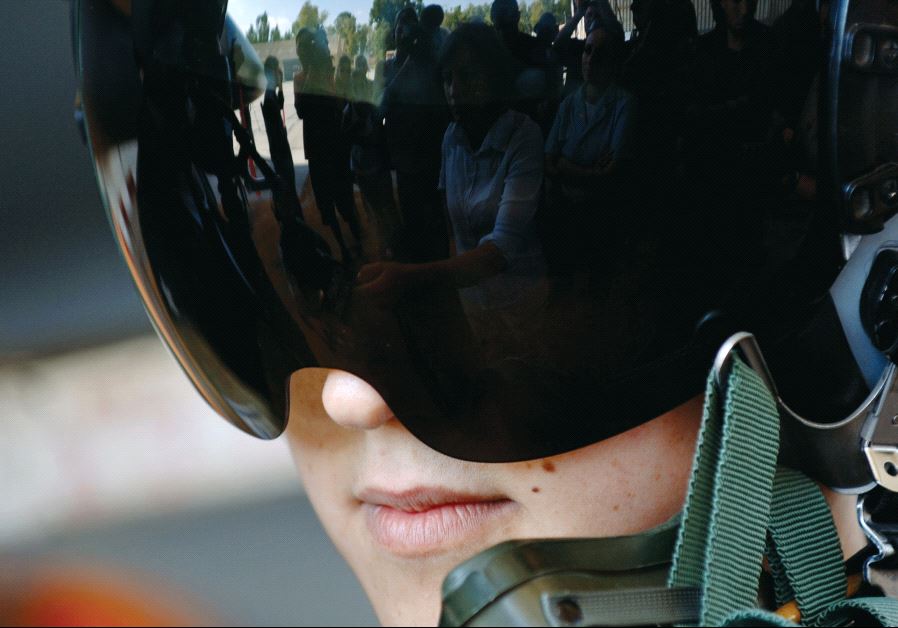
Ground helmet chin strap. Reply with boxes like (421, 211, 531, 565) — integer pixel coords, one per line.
(667, 338, 785, 625)
(439, 516, 690, 626)
(439, 334, 898, 627)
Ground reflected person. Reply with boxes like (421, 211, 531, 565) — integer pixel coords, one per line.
(346, 55, 403, 257)
(261, 55, 303, 224)
(553, 0, 623, 98)
(421, 4, 448, 58)
(294, 28, 363, 262)
(490, 0, 553, 132)
(685, 0, 777, 264)
(381, 7, 449, 263)
(544, 27, 635, 283)
(359, 23, 548, 353)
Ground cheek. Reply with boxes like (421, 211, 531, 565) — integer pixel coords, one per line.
(285, 424, 363, 567)
(508, 453, 645, 534)
(502, 403, 700, 538)
(285, 369, 361, 515)
(288, 369, 359, 445)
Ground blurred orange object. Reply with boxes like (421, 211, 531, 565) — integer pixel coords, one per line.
(1, 561, 220, 627)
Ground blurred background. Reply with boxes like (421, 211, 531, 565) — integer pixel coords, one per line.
(0, 1, 376, 624)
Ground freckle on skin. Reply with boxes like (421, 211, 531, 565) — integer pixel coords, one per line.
(613, 504, 620, 512)
(541, 460, 556, 473)
(531, 487, 540, 493)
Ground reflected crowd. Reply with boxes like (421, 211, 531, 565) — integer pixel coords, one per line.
(240, 0, 829, 379)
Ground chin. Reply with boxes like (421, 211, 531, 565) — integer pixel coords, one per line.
(351, 549, 460, 626)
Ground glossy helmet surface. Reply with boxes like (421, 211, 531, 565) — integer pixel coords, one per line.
(75, 0, 898, 489)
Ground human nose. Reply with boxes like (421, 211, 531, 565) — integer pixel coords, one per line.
(321, 370, 395, 430)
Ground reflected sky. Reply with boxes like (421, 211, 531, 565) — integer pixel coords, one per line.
(227, 0, 356, 31)
(227, 0, 488, 32)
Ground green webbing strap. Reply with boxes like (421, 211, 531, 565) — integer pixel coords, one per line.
(814, 596, 898, 626)
(664, 351, 898, 627)
(668, 358, 781, 626)
(765, 468, 846, 625)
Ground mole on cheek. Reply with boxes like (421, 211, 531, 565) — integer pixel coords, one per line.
(531, 487, 540, 493)
(541, 460, 556, 473)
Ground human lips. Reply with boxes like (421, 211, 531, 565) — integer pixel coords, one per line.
(356, 486, 516, 557)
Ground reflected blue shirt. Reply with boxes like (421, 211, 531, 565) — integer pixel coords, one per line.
(439, 109, 546, 309)
(545, 83, 636, 165)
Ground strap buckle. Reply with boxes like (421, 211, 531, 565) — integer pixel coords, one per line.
(715, 333, 890, 493)
(862, 363, 898, 492)
(712, 332, 779, 400)
(857, 492, 898, 594)
(856, 367, 898, 591)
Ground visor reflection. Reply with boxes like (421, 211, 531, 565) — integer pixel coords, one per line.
(78, 0, 895, 459)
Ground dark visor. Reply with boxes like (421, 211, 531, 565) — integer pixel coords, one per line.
(76, 0, 898, 462)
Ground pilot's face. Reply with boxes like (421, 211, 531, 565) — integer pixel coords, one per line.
(285, 369, 701, 626)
